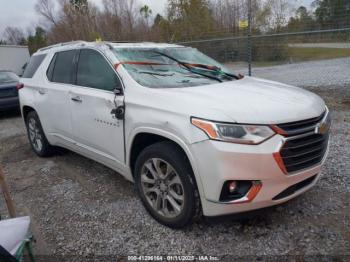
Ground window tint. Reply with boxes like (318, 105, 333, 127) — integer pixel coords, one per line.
(46, 53, 57, 81)
(51, 50, 76, 84)
(77, 49, 120, 91)
(22, 54, 46, 78)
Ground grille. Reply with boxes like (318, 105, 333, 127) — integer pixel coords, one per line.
(280, 131, 329, 173)
(276, 110, 330, 173)
(276, 111, 326, 136)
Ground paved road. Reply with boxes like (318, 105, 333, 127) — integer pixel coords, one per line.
(227, 57, 350, 87)
(289, 43, 350, 49)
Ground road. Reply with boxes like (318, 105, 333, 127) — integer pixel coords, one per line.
(289, 43, 350, 49)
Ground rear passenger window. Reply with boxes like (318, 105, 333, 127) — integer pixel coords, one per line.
(77, 49, 120, 91)
(22, 54, 46, 78)
(51, 50, 76, 84)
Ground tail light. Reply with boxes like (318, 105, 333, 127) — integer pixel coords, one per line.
(16, 83, 24, 90)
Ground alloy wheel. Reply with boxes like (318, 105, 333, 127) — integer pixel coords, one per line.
(140, 158, 185, 218)
(28, 117, 43, 152)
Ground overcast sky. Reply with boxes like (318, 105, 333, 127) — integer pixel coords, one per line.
(0, 0, 167, 38)
(0, 0, 313, 39)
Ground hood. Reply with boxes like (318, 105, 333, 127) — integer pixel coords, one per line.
(152, 77, 326, 124)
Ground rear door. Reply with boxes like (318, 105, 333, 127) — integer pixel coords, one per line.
(70, 48, 125, 166)
(35, 50, 77, 144)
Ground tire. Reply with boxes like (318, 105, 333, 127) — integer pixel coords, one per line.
(134, 141, 202, 228)
(25, 111, 55, 157)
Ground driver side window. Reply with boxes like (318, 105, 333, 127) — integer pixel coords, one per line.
(77, 49, 121, 91)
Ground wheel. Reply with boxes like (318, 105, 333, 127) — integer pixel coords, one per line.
(25, 111, 54, 157)
(134, 141, 201, 228)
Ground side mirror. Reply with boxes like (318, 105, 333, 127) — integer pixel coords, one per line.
(111, 106, 125, 120)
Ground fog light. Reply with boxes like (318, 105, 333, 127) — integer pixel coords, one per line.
(228, 181, 237, 193)
(220, 180, 254, 202)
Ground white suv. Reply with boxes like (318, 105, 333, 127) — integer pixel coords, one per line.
(19, 41, 331, 228)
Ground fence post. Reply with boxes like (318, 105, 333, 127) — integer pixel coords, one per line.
(247, 0, 252, 76)
(0, 164, 16, 218)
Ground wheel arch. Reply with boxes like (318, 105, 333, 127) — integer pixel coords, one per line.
(127, 129, 205, 197)
(22, 105, 36, 121)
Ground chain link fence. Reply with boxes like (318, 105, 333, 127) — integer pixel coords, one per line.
(179, 28, 350, 88)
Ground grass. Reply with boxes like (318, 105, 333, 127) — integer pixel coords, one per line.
(288, 47, 350, 62)
(225, 46, 350, 68)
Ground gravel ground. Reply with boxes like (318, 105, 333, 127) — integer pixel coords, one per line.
(227, 57, 350, 88)
(0, 74, 349, 260)
(289, 43, 350, 49)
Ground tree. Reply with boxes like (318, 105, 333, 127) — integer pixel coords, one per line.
(287, 6, 316, 32)
(70, 0, 88, 11)
(266, 0, 292, 32)
(313, 0, 350, 29)
(27, 27, 48, 54)
(152, 14, 172, 41)
(166, 0, 215, 41)
(140, 5, 152, 27)
(4, 27, 26, 45)
(35, 0, 58, 26)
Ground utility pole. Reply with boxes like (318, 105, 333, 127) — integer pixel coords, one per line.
(247, 0, 252, 76)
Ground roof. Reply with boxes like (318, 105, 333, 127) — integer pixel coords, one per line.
(35, 41, 183, 55)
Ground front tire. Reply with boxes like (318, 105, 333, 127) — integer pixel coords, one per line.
(134, 141, 201, 228)
(25, 111, 54, 157)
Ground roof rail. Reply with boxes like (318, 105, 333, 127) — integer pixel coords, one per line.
(37, 40, 87, 52)
(110, 41, 139, 43)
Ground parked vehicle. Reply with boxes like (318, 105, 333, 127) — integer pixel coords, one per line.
(0, 45, 30, 76)
(18, 41, 331, 228)
(0, 71, 20, 111)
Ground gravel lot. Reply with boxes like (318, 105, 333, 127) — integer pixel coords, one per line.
(228, 57, 350, 88)
(0, 61, 349, 260)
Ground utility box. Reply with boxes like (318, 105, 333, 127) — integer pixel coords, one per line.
(0, 45, 30, 76)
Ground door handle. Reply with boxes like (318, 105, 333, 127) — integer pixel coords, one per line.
(71, 96, 82, 103)
(38, 89, 46, 95)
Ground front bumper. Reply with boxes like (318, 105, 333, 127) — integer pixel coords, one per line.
(0, 96, 19, 110)
(190, 134, 328, 216)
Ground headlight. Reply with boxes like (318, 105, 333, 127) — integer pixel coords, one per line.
(191, 118, 275, 144)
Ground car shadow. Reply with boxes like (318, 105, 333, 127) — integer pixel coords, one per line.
(200, 202, 293, 228)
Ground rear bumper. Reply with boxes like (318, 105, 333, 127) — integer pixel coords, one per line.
(0, 96, 19, 110)
(190, 135, 328, 217)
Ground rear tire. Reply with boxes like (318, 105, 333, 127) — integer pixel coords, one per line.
(134, 141, 202, 228)
(25, 111, 55, 157)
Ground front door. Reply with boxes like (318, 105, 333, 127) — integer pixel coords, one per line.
(70, 48, 125, 167)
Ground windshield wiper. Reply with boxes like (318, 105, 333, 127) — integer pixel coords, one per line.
(152, 51, 223, 83)
(185, 63, 240, 80)
(138, 71, 174, 77)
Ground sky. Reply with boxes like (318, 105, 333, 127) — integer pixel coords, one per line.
(0, 0, 313, 39)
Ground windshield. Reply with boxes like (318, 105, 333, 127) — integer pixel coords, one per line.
(0, 71, 19, 83)
(112, 47, 237, 88)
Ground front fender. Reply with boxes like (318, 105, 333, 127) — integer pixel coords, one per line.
(126, 126, 206, 202)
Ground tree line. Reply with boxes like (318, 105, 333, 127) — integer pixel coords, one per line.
(1, 0, 349, 54)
